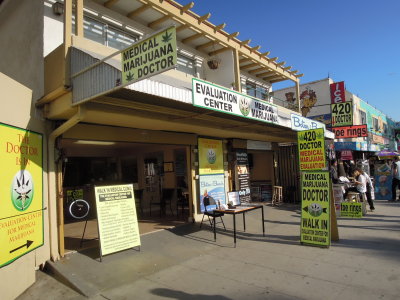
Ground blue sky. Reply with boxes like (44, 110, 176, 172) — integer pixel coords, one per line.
(180, 0, 400, 121)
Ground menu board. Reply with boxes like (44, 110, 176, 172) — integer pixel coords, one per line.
(94, 184, 140, 256)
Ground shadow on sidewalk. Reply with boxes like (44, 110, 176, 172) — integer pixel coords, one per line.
(151, 288, 230, 300)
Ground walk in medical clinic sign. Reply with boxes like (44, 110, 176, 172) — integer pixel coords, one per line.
(0, 123, 43, 268)
(300, 171, 331, 247)
(297, 128, 326, 171)
(121, 26, 177, 85)
(94, 184, 140, 257)
(192, 78, 279, 125)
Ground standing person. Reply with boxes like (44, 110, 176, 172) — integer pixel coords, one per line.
(361, 169, 375, 211)
(391, 157, 400, 201)
(330, 159, 339, 184)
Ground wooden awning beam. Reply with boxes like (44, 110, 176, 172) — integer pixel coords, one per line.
(228, 32, 240, 39)
(240, 62, 258, 70)
(196, 40, 217, 51)
(214, 23, 226, 32)
(182, 32, 203, 44)
(208, 47, 230, 56)
(240, 39, 251, 46)
(104, 0, 119, 8)
(148, 14, 170, 28)
(256, 71, 274, 77)
(180, 2, 194, 14)
(248, 67, 265, 74)
(127, 4, 150, 18)
(198, 13, 211, 24)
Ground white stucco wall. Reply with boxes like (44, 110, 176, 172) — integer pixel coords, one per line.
(0, 1, 49, 299)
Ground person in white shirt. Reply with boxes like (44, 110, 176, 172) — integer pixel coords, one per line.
(360, 169, 375, 211)
(344, 168, 367, 204)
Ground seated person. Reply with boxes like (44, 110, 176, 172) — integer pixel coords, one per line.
(343, 168, 366, 201)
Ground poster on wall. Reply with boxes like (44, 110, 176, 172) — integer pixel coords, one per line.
(297, 128, 326, 171)
(374, 163, 392, 200)
(199, 174, 226, 212)
(300, 171, 331, 247)
(94, 184, 140, 257)
(198, 138, 224, 175)
(0, 123, 44, 268)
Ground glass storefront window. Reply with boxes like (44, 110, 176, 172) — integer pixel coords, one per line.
(246, 81, 268, 100)
(177, 54, 196, 76)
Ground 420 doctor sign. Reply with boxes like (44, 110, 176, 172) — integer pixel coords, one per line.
(0, 123, 43, 268)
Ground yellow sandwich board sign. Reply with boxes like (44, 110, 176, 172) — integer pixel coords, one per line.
(0, 123, 43, 268)
(94, 184, 140, 257)
(297, 128, 326, 171)
(300, 171, 331, 247)
(121, 26, 177, 85)
(340, 202, 362, 218)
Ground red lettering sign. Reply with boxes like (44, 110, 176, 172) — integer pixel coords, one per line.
(332, 125, 368, 139)
(330, 81, 346, 104)
(341, 150, 353, 160)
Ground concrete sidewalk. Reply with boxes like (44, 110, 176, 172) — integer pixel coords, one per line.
(18, 200, 400, 300)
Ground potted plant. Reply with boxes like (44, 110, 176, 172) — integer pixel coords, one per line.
(207, 58, 220, 70)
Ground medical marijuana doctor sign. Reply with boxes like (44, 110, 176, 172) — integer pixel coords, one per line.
(121, 26, 177, 85)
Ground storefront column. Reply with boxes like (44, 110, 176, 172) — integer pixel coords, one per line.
(295, 80, 301, 114)
(233, 49, 242, 92)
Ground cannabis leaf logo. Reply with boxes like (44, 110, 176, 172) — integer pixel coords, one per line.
(126, 71, 134, 82)
(298, 132, 305, 141)
(316, 131, 324, 140)
(162, 30, 172, 43)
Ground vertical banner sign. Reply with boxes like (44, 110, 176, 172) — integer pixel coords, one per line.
(94, 184, 140, 256)
(330, 81, 346, 103)
(331, 102, 353, 127)
(198, 138, 224, 175)
(236, 151, 251, 203)
(121, 26, 177, 85)
(0, 123, 43, 268)
(298, 128, 326, 171)
(301, 171, 331, 247)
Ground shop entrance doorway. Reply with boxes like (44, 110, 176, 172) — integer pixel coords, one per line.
(59, 139, 191, 254)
